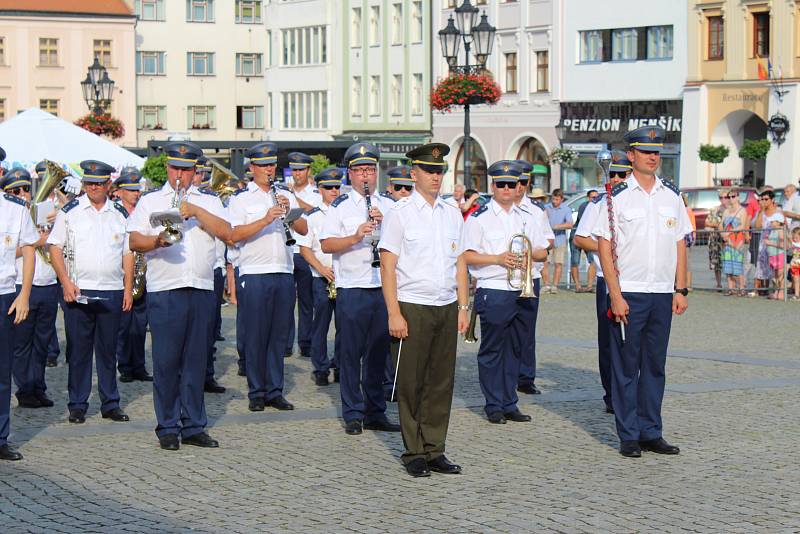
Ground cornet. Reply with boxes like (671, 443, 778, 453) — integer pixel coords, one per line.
(507, 233, 537, 298)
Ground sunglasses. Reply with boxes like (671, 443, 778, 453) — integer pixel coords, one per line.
(610, 172, 627, 178)
(84, 181, 108, 188)
(320, 185, 341, 190)
(8, 186, 31, 194)
(724, 194, 737, 199)
(393, 184, 413, 192)
(517, 179, 529, 186)
(494, 182, 516, 189)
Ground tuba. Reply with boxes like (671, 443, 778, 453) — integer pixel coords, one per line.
(31, 160, 69, 265)
(507, 233, 537, 298)
(208, 159, 239, 201)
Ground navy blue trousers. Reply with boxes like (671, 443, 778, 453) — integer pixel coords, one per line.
(148, 288, 214, 439)
(595, 276, 612, 408)
(12, 284, 58, 399)
(608, 292, 673, 442)
(205, 267, 224, 381)
(48, 330, 59, 361)
(242, 273, 294, 401)
(476, 288, 536, 415)
(286, 253, 313, 355)
(63, 289, 123, 413)
(235, 267, 246, 374)
(517, 279, 541, 387)
(336, 288, 388, 423)
(0, 293, 16, 446)
(116, 293, 148, 376)
(310, 277, 339, 377)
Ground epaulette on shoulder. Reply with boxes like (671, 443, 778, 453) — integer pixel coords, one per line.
(275, 182, 290, 192)
(592, 192, 607, 204)
(379, 191, 395, 201)
(530, 199, 545, 211)
(142, 189, 157, 196)
(471, 204, 488, 217)
(661, 178, 680, 196)
(61, 198, 79, 213)
(312, 188, 319, 194)
(199, 188, 217, 197)
(232, 187, 247, 197)
(307, 206, 321, 216)
(331, 194, 349, 208)
(3, 193, 26, 207)
(611, 182, 628, 197)
(112, 201, 129, 219)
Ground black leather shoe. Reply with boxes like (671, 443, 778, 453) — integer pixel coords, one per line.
(605, 405, 615, 414)
(182, 432, 219, 448)
(0, 444, 23, 461)
(300, 349, 311, 358)
(101, 408, 130, 422)
(405, 458, 431, 478)
(159, 435, 180, 451)
(333, 368, 340, 383)
(314, 374, 329, 386)
(639, 437, 680, 455)
(248, 398, 265, 412)
(216, 335, 225, 342)
(619, 440, 642, 458)
(17, 395, 42, 408)
(487, 412, 507, 424)
(237, 366, 246, 377)
(46, 358, 58, 368)
(204, 380, 226, 394)
(364, 417, 401, 432)
(266, 396, 294, 411)
(517, 383, 542, 395)
(503, 410, 532, 423)
(428, 455, 462, 474)
(284, 351, 292, 358)
(35, 394, 54, 407)
(68, 410, 86, 424)
(119, 373, 134, 383)
(133, 371, 153, 382)
(345, 420, 363, 435)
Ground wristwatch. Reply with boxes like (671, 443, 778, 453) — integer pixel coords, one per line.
(674, 287, 689, 296)
(457, 304, 470, 311)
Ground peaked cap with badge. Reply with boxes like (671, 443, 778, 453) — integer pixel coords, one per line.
(386, 165, 414, 186)
(344, 142, 380, 168)
(405, 143, 449, 174)
(246, 142, 278, 166)
(79, 160, 114, 183)
(164, 141, 203, 168)
(288, 152, 313, 170)
(624, 126, 666, 153)
(2, 168, 32, 191)
(609, 150, 633, 173)
(487, 160, 522, 183)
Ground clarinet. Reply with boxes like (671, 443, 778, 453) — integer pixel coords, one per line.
(270, 179, 296, 246)
(363, 182, 381, 268)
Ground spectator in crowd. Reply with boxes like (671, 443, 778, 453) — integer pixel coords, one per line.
(682, 193, 696, 291)
(569, 190, 598, 293)
(453, 183, 466, 208)
(461, 188, 481, 220)
(705, 190, 727, 291)
(720, 188, 750, 296)
(789, 227, 800, 301)
(764, 219, 786, 300)
(782, 183, 800, 230)
(542, 189, 573, 294)
(752, 189, 783, 297)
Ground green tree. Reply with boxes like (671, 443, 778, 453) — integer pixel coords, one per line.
(310, 154, 332, 177)
(698, 144, 730, 181)
(738, 138, 771, 162)
(142, 153, 168, 188)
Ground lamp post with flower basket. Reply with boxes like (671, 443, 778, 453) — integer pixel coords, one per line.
(436, 0, 497, 190)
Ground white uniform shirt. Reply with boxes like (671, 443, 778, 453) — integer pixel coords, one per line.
(16, 252, 57, 287)
(127, 183, 227, 292)
(592, 175, 692, 294)
(228, 183, 299, 275)
(519, 196, 556, 243)
(462, 199, 550, 291)
(320, 190, 394, 289)
(1, 194, 38, 295)
(378, 191, 463, 306)
(291, 184, 322, 254)
(575, 194, 605, 278)
(295, 202, 332, 278)
(47, 195, 130, 291)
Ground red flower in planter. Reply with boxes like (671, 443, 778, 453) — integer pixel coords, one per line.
(430, 72, 502, 113)
(74, 112, 125, 140)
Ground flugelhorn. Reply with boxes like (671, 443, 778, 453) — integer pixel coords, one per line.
(208, 159, 238, 201)
(507, 233, 537, 298)
(31, 160, 69, 265)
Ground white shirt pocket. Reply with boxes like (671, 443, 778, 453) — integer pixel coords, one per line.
(620, 208, 646, 237)
(658, 206, 678, 236)
(245, 204, 267, 224)
(486, 230, 506, 253)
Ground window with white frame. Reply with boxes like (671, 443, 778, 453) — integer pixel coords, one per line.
(281, 26, 327, 66)
(391, 74, 402, 115)
(186, 0, 214, 22)
(39, 38, 58, 66)
(137, 105, 166, 129)
(281, 91, 328, 129)
(136, 51, 166, 75)
(235, 0, 261, 23)
(351, 8, 362, 47)
(369, 6, 381, 46)
(351, 76, 362, 118)
(369, 75, 381, 116)
(412, 73, 423, 115)
(611, 28, 637, 61)
(504, 52, 517, 93)
(411, 1, 422, 42)
(535, 50, 548, 92)
(188, 105, 215, 128)
(647, 25, 673, 59)
(39, 99, 59, 116)
(237, 106, 264, 129)
(187, 52, 215, 75)
(579, 30, 603, 63)
(236, 53, 262, 76)
(135, 0, 165, 21)
(0, 37, 5, 66)
(93, 39, 112, 67)
(391, 3, 403, 45)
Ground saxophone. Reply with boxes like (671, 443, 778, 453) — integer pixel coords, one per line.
(131, 252, 147, 301)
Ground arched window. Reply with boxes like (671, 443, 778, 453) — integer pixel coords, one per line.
(516, 137, 550, 190)
(454, 140, 487, 192)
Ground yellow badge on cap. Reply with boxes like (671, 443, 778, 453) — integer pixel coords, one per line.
(359, 145, 366, 155)
(90, 163, 97, 172)
(502, 164, 509, 172)
(648, 129, 658, 140)
(432, 147, 441, 158)
(179, 145, 188, 154)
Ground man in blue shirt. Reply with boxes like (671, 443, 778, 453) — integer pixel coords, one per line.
(542, 189, 573, 293)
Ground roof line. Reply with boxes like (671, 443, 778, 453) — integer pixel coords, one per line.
(0, 10, 136, 19)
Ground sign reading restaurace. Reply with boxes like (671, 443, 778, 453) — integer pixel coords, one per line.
(560, 100, 683, 144)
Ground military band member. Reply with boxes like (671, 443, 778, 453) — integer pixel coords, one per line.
(462, 161, 549, 425)
(128, 141, 232, 450)
(0, 147, 37, 461)
(228, 142, 308, 412)
(513, 160, 554, 396)
(286, 152, 320, 359)
(47, 160, 134, 425)
(2, 171, 58, 409)
(114, 168, 153, 384)
(592, 127, 690, 458)
(573, 151, 631, 414)
(297, 168, 342, 386)
(385, 165, 414, 202)
(379, 143, 469, 477)
(320, 142, 400, 435)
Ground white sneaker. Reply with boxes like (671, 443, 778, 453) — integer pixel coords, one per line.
(551, 286, 559, 294)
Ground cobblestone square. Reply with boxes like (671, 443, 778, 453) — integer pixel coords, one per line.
(1, 292, 798, 533)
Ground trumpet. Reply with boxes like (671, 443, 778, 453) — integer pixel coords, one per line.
(507, 232, 537, 298)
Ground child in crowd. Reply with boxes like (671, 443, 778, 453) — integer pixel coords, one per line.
(790, 227, 800, 301)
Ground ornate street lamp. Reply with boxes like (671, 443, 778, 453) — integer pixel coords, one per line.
(438, 2, 496, 190)
(81, 57, 115, 115)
